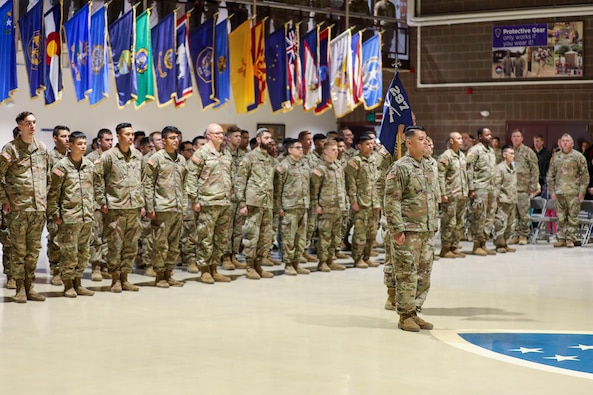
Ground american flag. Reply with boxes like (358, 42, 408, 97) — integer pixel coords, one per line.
(285, 25, 302, 105)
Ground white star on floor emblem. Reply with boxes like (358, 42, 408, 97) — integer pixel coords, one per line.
(543, 355, 580, 362)
(509, 347, 544, 354)
(568, 344, 593, 351)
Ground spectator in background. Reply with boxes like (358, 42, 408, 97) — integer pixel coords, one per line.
(533, 135, 552, 197)
(492, 136, 503, 164)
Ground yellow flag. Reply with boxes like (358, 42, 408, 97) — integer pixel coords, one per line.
(229, 20, 255, 114)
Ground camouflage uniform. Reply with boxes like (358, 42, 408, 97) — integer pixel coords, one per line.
(0, 138, 49, 282)
(86, 149, 109, 277)
(47, 148, 67, 274)
(493, 161, 517, 247)
(345, 153, 381, 262)
(466, 143, 497, 242)
(0, 210, 10, 280)
(384, 154, 438, 316)
(547, 150, 588, 242)
(374, 0, 396, 55)
(47, 156, 94, 280)
(235, 149, 275, 264)
(310, 160, 348, 266)
(185, 144, 233, 270)
(139, 152, 154, 268)
(305, 151, 324, 249)
(224, 146, 246, 258)
(144, 150, 187, 273)
(94, 145, 144, 275)
(438, 148, 468, 250)
(274, 156, 310, 266)
(512, 144, 539, 239)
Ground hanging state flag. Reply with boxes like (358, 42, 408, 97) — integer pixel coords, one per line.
(189, 17, 217, 110)
(361, 32, 382, 111)
(265, 26, 289, 113)
(64, 4, 91, 102)
(228, 19, 254, 114)
(351, 31, 363, 107)
(329, 29, 354, 118)
(151, 12, 176, 107)
(89, 5, 109, 106)
(300, 26, 320, 111)
(314, 26, 332, 115)
(212, 17, 230, 109)
(135, 9, 154, 108)
(174, 13, 192, 108)
(285, 24, 302, 107)
(0, 1, 18, 103)
(378, 72, 414, 156)
(43, 5, 62, 106)
(108, 9, 136, 108)
(17, 1, 44, 98)
(247, 20, 266, 112)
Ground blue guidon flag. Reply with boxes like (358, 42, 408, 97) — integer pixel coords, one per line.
(451, 331, 593, 379)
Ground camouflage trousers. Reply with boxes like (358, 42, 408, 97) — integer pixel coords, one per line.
(242, 205, 273, 260)
(555, 194, 580, 242)
(391, 231, 434, 315)
(57, 222, 92, 280)
(151, 211, 182, 272)
(470, 189, 497, 241)
(280, 208, 308, 263)
(8, 211, 46, 280)
(179, 215, 197, 265)
(103, 209, 141, 274)
(317, 211, 342, 264)
(1, 212, 11, 276)
(225, 201, 245, 255)
(306, 208, 318, 248)
(440, 195, 467, 248)
(351, 207, 380, 261)
(493, 202, 516, 246)
(514, 191, 530, 238)
(195, 205, 230, 267)
(382, 225, 394, 288)
(340, 209, 350, 244)
(139, 215, 153, 267)
(90, 210, 107, 268)
(46, 219, 60, 270)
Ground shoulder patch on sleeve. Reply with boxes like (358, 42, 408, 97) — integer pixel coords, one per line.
(147, 158, 155, 167)
(312, 168, 322, 176)
(1, 151, 11, 162)
(53, 167, 64, 177)
(191, 155, 202, 165)
(348, 160, 358, 169)
(94, 158, 101, 165)
(276, 165, 284, 173)
(386, 172, 395, 180)
(439, 157, 448, 164)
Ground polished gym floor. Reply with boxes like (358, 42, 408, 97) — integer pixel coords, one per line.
(1, 240, 592, 394)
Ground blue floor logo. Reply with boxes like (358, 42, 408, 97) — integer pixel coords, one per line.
(460, 332, 593, 375)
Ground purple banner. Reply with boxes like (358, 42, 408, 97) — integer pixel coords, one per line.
(492, 24, 547, 48)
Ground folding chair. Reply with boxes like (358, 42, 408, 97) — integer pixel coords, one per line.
(536, 199, 557, 243)
(528, 197, 547, 244)
(577, 200, 593, 246)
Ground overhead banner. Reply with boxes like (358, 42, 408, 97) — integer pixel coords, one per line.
(492, 22, 583, 79)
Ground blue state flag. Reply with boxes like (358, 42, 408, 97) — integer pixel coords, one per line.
(378, 72, 414, 156)
(43, 5, 62, 106)
(213, 18, 230, 109)
(108, 9, 137, 108)
(64, 4, 91, 101)
(0, 1, 18, 103)
(265, 27, 289, 113)
(18, 1, 44, 98)
(361, 33, 382, 110)
(151, 12, 176, 107)
(189, 18, 217, 110)
(89, 6, 109, 106)
(174, 13, 192, 107)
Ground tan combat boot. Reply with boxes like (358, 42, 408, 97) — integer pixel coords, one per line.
(472, 241, 487, 256)
(302, 250, 317, 262)
(91, 264, 103, 282)
(553, 239, 566, 248)
(144, 265, 157, 278)
(210, 265, 230, 283)
(566, 240, 575, 248)
(385, 288, 396, 311)
(398, 313, 421, 332)
(6, 276, 16, 289)
(101, 267, 112, 279)
(328, 260, 346, 271)
(110, 271, 122, 293)
(451, 246, 466, 258)
(187, 262, 200, 273)
(155, 271, 170, 288)
(335, 250, 349, 259)
(369, 250, 379, 257)
(508, 236, 520, 245)
(505, 245, 517, 252)
(293, 262, 310, 275)
(412, 313, 434, 330)
(50, 268, 63, 286)
(364, 258, 379, 268)
(317, 261, 331, 272)
(261, 257, 275, 267)
(63, 279, 77, 298)
(199, 265, 214, 284)
(74, 278, 95, 296)
(284, 263, 297, 276)
(166, 269, 185, 286)
(221, 254, 235, 270)
(481, 241, 497, 255)
(255, 259, 274, 279)
(518, 236, 528, 245)
(355, 258, 369, 269)
(120, 272, 139, 291)
(231, 254, 247, 269)
(245, 259, 260, 280)
(439, 245, 457, 259)
(25, 278, 46, 301)
(14, 280, 27, 303)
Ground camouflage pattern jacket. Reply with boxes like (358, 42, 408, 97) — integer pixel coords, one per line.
(48, 156, 95, 223)
(310, 160, 348, 214)
(235, 149, 275, 208)
(345, 153, 381, 209)
(274, 156, 310, 213)
(438, 148, 468, 198)
(513, 144, 539, 193)
(547, 149, 588, 196)
(185, 144, 232, 207)
(466, 142, 496, 191)
(494, 161, 517, 204)
(144, 150, 187, 212)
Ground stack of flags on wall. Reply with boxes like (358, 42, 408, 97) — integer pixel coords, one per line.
(1, 3, 385, 118)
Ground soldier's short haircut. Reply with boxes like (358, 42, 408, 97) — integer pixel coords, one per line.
(140, 137, 150, 147)
(357, 134, 372, 144)
(334, 137, 344, 143)
(511, 128, 524, 136)
(256, 128, 269, 138)
(16, 111, 33, 124)
(283, 138, 298, 149)
(492, 136, 500, 142)
(149, 131, 162, 141)
(364, 131, 376, 138)
(69, 131, 86, 143)
(92, 137, 98, 147)
(53, 125, 70, 136)
(97, 128, 112, 140)
(313, 133, 327, 142)
(226, 125, 241, 136)
(241, 129, 249, 136)
(192, 135, 206, 145)
(339, 127, 351, 136)
(326, 131, 338, 139)
(116, 122, 132, 134)
(404, 125, 426, 139)
(501, 145, 514, 155)
(134, 131, 145, 139)
(561, 133, 573, 141)
(179, 141, 193, 152)
(323, 140, 338, 150)
(477, 127, 488, 137)
(298, 130, 311, 141)
(161, 126, 181, 139)
(534, 134, 544, 140)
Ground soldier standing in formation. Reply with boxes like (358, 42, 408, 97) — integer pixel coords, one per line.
(492, 146, 518, 253)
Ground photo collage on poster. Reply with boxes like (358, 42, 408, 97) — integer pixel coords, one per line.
(492, 22, 583, 79)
